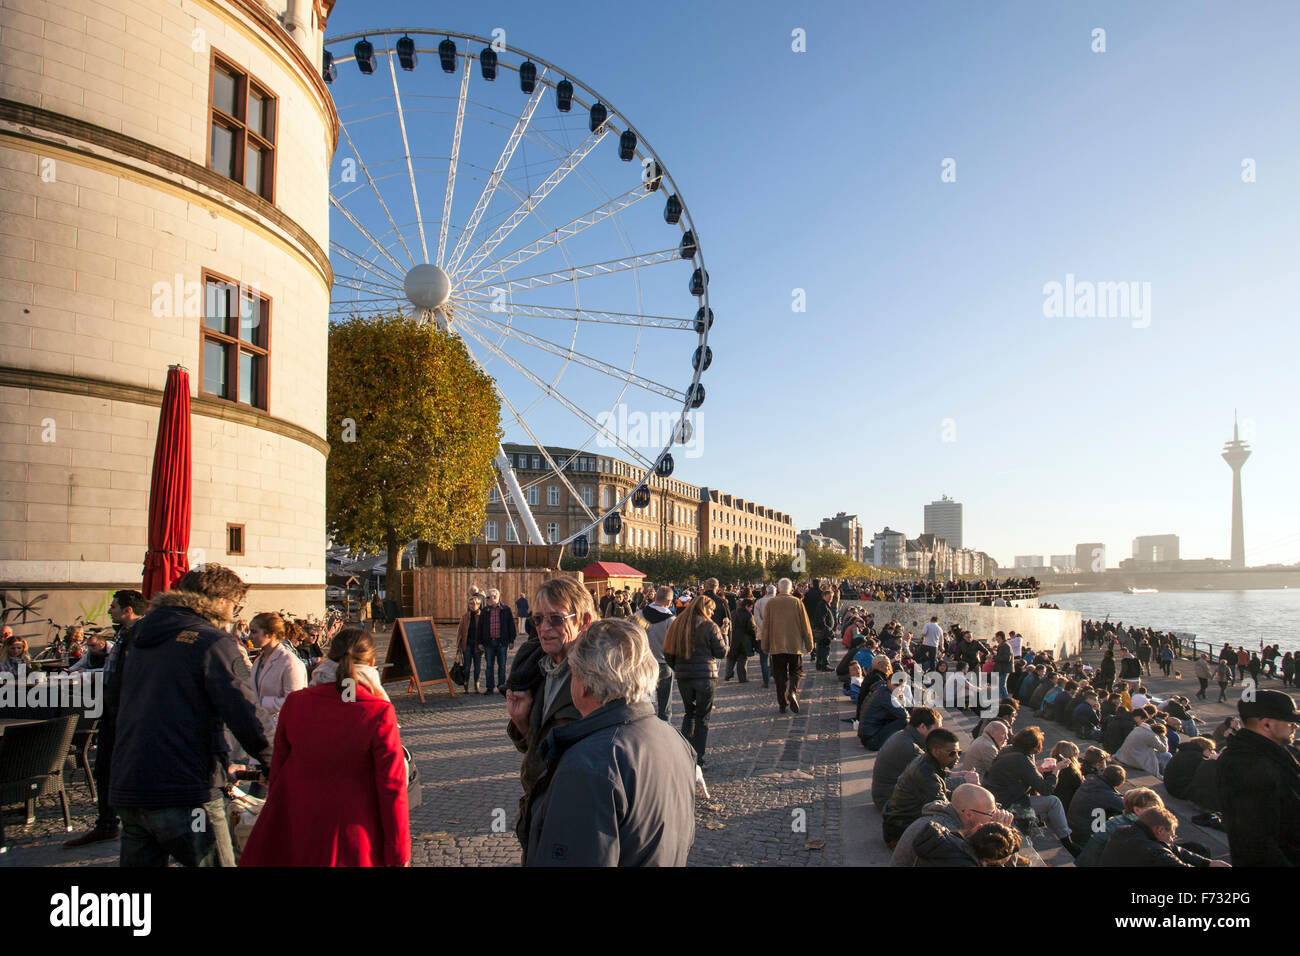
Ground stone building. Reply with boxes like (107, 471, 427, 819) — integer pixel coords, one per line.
(0, 0, 337, 626)
(479, 445, 796, 562)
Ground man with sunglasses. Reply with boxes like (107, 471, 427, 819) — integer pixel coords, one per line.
(890, 783, 1013, 866)
(505, 577, 591, 860)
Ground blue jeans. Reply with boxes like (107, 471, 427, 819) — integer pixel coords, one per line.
(655, 664, 673, 721)
(484, 639, 510, 692)
(118, 795, 234, 867)
(462, 642, 482, 688)
(756, 647, 770, 685)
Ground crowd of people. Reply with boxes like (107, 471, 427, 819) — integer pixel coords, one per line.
(5, 568, 1296, 869)
(860, 616, 1299, 867)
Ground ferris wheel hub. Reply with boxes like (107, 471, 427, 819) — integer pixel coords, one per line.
(404, 263, 452, 310)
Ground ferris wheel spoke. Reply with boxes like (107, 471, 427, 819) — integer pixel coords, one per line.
(494, 391, 599, 525)
(474, 301, 695, 331)
(451, 126, 611, 280)
(337, 123, 418, 269)
(388, 52, 429, 263)
(330, 240, 406, 286)
(458, 322, 656, 471)
(460, 310, 685, 403)
(333, 274, 404, 297)
(457, 185, 652, 289)
(458, 248, 679, 297)
(436, 53, 472, 266)
(444, 67, 550, 272)
(329, 304, 409, 317)
(329, 194, 410, 277)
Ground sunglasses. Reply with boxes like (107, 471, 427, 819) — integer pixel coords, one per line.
(530, 612, 577, 630)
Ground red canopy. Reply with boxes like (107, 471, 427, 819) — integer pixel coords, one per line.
(579, 561, 645, 581)
(143, 365, 192, 599)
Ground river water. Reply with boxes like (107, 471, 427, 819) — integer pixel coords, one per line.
(1046, 589, 1300, 654)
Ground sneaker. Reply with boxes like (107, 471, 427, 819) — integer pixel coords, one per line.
(65, 826, 118, 848)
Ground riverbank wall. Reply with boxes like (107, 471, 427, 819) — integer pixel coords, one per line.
(841, 600, 1081, 659)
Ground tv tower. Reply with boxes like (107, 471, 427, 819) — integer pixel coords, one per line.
(1221, 411, 1251, 569)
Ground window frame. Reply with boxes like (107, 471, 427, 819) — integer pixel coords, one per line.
(199, 268, 271, 411)
(226, 523, 245, 556)
(207, 49, 278, 202)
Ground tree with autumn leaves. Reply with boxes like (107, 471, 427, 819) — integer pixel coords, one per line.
(327, 314, 501, 586)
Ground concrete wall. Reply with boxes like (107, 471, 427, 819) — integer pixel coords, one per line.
(842, 600, 1082, 660)
(0, 0, 335, 628)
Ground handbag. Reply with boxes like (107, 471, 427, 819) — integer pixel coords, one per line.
(404, 746, 422, 809)
(981, 657, 996, 674)
(450, 659, 466, 686)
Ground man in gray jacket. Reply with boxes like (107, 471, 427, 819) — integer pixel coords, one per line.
(525, 617, 697, 866)
(638, 585, 675, 721)
(871, 707, 943, 811)
(890, 784, 1013, 866)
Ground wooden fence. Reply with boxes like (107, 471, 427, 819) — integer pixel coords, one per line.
(403, 567, 584, 623)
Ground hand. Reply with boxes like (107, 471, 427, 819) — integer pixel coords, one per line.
(506, 689, 533, 733)
(992, 808, 1015, 826)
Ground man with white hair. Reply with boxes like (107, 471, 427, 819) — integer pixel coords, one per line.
(757, 578, 814, 714)
(523, 617, 697, 866)
(476, 588, 517, 695)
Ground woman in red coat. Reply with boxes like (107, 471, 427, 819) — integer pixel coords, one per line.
(240, 629, 410, 866)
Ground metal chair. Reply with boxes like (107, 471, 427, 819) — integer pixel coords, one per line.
(0, 714, 80, 851)
(68, 717, 99, 802)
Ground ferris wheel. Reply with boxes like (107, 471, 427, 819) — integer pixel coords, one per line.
(322, 28, 712, 556)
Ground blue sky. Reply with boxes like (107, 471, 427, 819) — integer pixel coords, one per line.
(324, 0, 1300, 567)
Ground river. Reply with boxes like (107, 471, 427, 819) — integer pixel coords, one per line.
(1046, 589, 1300, 654)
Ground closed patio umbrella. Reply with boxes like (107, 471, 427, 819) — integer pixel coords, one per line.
(142, 365, 192, 599)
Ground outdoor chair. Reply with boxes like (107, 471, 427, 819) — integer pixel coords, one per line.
(68, 717, 99, 802)
(0, 714, 80, 851)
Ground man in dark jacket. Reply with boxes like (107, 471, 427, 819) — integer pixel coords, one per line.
(882, 729, 973, 845)
(871, 707, 943, 811)
(702, 578, 731, 632)
(110, 566, 273, 867)
(1066, 764, 1126, 844)
(1162, 738, 1214, 799)
(65, 588, 146, 848)
(476, 588, 517, 695)
(525, 618, 697, 866)
(1216, 690, 1300, 866)
(805, 587, 835, 671)
(506, 578, 589, 859)
(1073, 694, 1102, 739)
(1098, 807, 1220, 867)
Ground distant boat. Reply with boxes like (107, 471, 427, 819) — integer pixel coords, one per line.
(1126, 587, 1158, 594)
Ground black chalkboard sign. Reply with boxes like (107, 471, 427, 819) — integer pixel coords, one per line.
(384, 618, 455, 702)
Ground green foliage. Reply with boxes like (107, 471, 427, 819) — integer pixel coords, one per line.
(562, 544, 791, 586)
(327, 314, 501, 570)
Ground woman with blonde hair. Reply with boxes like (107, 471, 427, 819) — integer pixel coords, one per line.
(455, 594, 484, 693)
(248, 611, 307, 724)
(241, 627, 409, 866)
(662, 594, 727, 767)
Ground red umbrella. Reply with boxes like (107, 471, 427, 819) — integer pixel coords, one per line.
(143, 365, 192, 599)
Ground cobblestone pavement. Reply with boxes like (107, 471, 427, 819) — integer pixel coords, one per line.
(400, 648, 845, 866)
(2, 642, 845, 867)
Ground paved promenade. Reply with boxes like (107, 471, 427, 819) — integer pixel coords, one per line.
(2, 629, 1281, 868)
